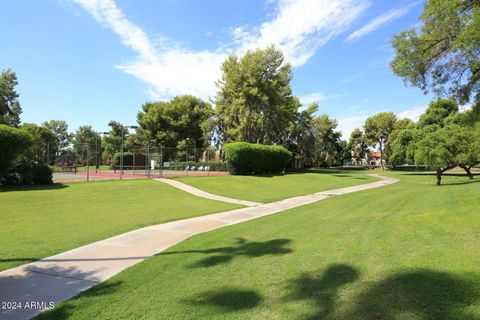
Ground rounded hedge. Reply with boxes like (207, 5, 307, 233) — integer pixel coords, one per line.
(224, 142, 292, 175)
(0, 125, 33, 173)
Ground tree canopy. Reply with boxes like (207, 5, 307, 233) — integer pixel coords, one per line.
(391, 0, 480, 104)
(214, 46, 298, 144)
(0, 69, 22, 127)
(136, 95, 213, 149)
(363, 112, 397, 169)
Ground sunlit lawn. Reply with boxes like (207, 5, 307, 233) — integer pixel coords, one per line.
(38, 172, 480, 319)
(0, 179, 240, 271)
(174, 168, 378, 203)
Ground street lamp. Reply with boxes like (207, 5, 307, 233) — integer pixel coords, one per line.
(96, 131, 109, 173)
(120, 125, 139, 178)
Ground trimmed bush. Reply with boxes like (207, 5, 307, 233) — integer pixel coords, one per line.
(1, 162, 53, 185)
(224, 142, 292, 175)
(0, 125, 32, 173)
(31, 164, 53, 184)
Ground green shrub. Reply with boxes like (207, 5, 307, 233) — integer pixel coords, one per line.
(224, 142, 292, 175)
(0, 125, 32, 173)
(31, 164, 53, 184)
(1, 161, 53, 185)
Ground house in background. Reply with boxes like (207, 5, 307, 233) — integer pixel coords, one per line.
(369, 151, 384, 167)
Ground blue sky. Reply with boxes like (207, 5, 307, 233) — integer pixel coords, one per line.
(0, 0, 433, 138)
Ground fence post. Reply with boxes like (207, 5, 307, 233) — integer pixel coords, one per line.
(159, 146, 163, 178)
(86, 145, 90, 181)
(147, 145, 150, 178)
(133, 148, 135, 176)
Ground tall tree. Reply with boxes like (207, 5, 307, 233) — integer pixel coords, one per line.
(73, 125, 101, 164)
(136, 95, 213, 150)
(284, 102, 318, 167)
(348, 128, 369, 162)
(214, 46, 298, 144)
(313, 115, 343, 167)
(0, 69, 22, 127)
(391, 0, 480, 104)
(102, 121, 128, 157)
(415, 124, 476, 185)
(42, 120, 72, 151)
(21, 123, 56, 163)
(418, 98, 459, 128)
(363, 112, 397, 170)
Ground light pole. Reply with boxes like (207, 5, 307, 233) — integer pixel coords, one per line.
(120, 125, 139, 178)
(96, 132, 109, 173)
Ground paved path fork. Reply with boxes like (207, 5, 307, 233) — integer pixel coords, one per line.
(155, 178, 261, 206)
(0, 174, 398, 320)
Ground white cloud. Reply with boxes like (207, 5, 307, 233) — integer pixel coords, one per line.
(299, 92, 342, 106)
(346, 1, 420, 43)
(72, 0, 369, 100)
(235, 0, 370, 66)
(337, 114, 369, 139)
(397, 105, 426, 121)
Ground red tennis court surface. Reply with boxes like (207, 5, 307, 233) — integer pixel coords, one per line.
(53, 170, 228, 183)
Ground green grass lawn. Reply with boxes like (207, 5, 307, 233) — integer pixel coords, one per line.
(38, 172, 480, 319)
(0, 179, 240, 271)
(174, 169, 378, 202)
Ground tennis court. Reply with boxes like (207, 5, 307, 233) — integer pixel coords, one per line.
(53, 169, 228, 182)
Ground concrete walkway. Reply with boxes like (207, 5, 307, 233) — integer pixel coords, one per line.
(155, 178, 262, 207)
(0, 174, 398, 320)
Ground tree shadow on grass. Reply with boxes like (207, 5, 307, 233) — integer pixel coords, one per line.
(287, 264, 480, 320)
(343, 269, 480, 320)
(286, 264, 360, 320)
(0, 264, 123, 320)
(0, 183, 68, 193)
(160, 238, 292, 268)
(440, 179, 480, 186)
(183, 287, 262, 312)
(35, 280, 124, 320)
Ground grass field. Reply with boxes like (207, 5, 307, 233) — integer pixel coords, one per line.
(36, 172, 480, 319)
(174, 169, 377, 202)
(0, 179, 240, 271)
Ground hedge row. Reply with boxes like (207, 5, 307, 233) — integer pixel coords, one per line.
(224, 142, 292, 175)
(1, 161, 53, 186)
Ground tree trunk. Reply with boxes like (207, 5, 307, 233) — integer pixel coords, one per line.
(379, 141, 384, 171)
(436, 169, 442, 186)
(460, 164, 474, 179)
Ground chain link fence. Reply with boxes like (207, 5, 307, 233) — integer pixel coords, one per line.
(38, 142, 227, 182)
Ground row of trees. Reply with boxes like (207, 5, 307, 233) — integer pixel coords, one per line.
(347, 99, 480, 184)
(2, 0, 479, 184)
(1, 45, 350, 170)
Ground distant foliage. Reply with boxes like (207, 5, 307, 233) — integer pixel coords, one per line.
(224, 142, 292, 175)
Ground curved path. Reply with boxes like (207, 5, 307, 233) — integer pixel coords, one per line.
(155, 178, 262, 206)
(0, 174, 398, 320)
